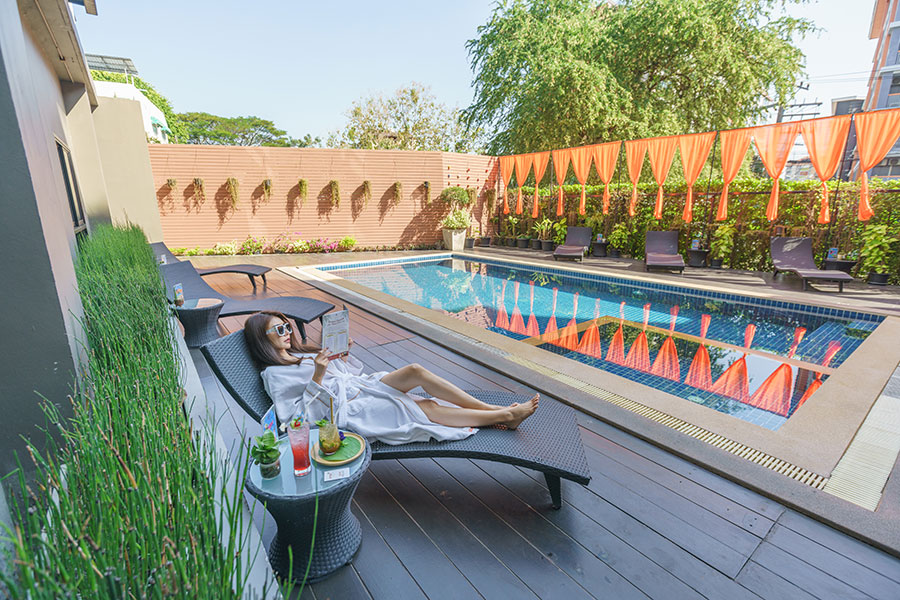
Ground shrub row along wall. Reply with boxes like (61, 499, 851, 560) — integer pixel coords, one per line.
(149, 145, 498, 249)
(510, 178, 900, 281)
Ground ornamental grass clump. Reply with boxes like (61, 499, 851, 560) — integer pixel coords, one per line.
(0, 225, 257, 599)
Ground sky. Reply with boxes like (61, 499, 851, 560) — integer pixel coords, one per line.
(71, 1, 879, 141)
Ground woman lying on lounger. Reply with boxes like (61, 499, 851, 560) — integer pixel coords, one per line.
(244, 311, 538, 445)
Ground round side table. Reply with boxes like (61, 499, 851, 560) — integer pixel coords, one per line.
(246, 428, 371, 583)
(823, 259, 857, 274)
(174, 298, 224, 348)
(687, 249, 710, 268)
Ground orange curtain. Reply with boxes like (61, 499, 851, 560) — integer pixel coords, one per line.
(684, 314, 713, 390)
(746, 327, 806, 417)
(495, 280, 509, 330)
(590, 142, 621, 214)
(800, 116, 852, 224)
(624, 303, 652, 372)
(499, 156, 515, 215)
(570, 146, 593, 215)
(605, 301, 627, 365)
(557, 293, 580, 351)
(647, 137, 678, 220)
(625, 140, 649, 217)
(513, 154, 533, 215)
(854, 108, 900, 220)
(710, 324, 756, 403)
(678, 132, 717, 222)
(552, 149, 572, 217)
(542, 287, 559, 344)
(509, 281, 526, 335)
(525, 281, 540, 337)
(576, 299, 603, 358)
(531, 151, 551, 219)
(650, 306, 681, 381)
(752, 122, 800, 221)
(716, 129, 753, 220)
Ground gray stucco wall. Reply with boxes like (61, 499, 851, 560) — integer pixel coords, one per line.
(0, 2, 81, 478)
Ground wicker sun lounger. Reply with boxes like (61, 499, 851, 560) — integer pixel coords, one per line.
(160, 261, 333, 342)
(151, 242, 272, 289)
(553, 226, 593, 262)
(200, 331, 591, 509)
(771, 237, 853, 292)
(645, 231, 685, 273)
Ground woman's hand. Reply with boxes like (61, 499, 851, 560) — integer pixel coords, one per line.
(311, 348, 330, 385)
(341, 337, 355, 362)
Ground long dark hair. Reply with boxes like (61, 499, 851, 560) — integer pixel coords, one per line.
(244, 311, 317, 366)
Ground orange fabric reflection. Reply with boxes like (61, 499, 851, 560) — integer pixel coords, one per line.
(854, 108, 900, 220)
(796, 341, 841, 410)
(590, 142, 621, 214)
(647, 137, 678, 220)
(800, 116, 851, 224)
(650, 306, 681, 381)
(552, 149, 572, 217)
(543, 287, 560, 344)
(495, 280, 509, 330)
(684, 314, 713, 390)
(747, 327, 806, 417)
(624, 303, 652, 372)
(605, 302, 627, 365)
(569, 146, 593, 215)
(576, 299, 603, 359)
(625, 140, 649, 217)
(752, 122, 800, 221)
(715, 129, 753, 221)
(531, 151, 551, 219)
(526, 282, 540, 337)
(678, 132, 717, 222)
(513, 154, 533, 215)
(557, 293, 580, 351)
(509, 281, 526, 335)
(710, 324, 756, 403)
(499, 156, 515, 215)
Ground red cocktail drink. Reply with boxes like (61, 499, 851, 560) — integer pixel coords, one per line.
(287, 420, 311, 476)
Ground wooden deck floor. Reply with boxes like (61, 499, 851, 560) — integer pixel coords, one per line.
(192, 270, 900, 600)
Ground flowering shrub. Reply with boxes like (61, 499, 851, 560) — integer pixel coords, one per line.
(237, 236, 264, 255)
(338, 236, 356, 251)
(211, 242, 237, 255)
(168, 233, 414, 256)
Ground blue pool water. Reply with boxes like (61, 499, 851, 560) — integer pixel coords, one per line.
(327, 255, 882, 430)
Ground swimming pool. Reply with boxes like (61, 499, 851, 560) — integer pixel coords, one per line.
(324, 255, 883, 431)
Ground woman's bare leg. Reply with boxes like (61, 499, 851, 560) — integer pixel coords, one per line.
(415, 396, 539, 430)
(381, 364, 495, 410)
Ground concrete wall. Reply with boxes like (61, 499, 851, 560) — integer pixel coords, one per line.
(0, 2, 83, 477)
(61, 81, 111, 226)
(93, 96, 164, 241)
(148, 145, 498, 248)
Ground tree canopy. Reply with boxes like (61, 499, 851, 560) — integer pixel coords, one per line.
(178, 112, 320, 147)
(90, 70, 188, 142)
(328, 83, 485, 153)
(462, 0, 814, 154)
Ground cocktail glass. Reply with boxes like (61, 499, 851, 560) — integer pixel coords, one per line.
(287, 421, 311, 476)
(319, 422, 341, 455)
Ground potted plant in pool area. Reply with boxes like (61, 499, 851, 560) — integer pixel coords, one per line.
(551, 220, 567, 250)
(441, 209, 471, 251)
(517, 232, 530, 248)
(534, 218, 553, 251)
(858, 223, 898, 285)
(709, 224, 736, 269)
(607, 223, 628, 258)
(465, 224, 479, 249)
(506, 216, 520, 246)
(250, 431, 282, 480)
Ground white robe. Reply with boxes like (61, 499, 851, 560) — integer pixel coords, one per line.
(260, 353, 476, 445)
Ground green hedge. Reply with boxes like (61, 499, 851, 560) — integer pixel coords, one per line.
(502, 177, 900, 283)
(1, 226, 254, 598)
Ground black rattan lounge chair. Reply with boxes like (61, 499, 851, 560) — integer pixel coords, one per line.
(200, 331, 591, 509)
(771, 237, 853, 292)
(553, 226, 592, 262)
(160, 261, 333, 342)
(645, 231, 685, 273)
(151, 242, 272, 289)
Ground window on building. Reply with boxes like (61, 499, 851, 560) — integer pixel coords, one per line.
(56, 141, 86, 237)
(888, 74, 900, 108)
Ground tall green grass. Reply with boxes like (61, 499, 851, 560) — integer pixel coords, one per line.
(0, 225, 256, 598)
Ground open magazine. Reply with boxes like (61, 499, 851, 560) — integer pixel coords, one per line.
(321, 309, 350, 359)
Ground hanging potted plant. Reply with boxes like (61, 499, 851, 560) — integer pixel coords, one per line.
(534, 218, 553, 251)
(607, 222, 629, 258)
(441, 209, 471, 251)
(858, 224, 898, 286)
(250, 431, 282, 480)
(709, 224, 736, 269)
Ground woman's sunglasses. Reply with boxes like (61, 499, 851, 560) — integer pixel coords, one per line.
(266, 322, 293, 337)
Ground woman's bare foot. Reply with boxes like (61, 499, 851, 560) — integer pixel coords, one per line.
(504, 395, 539, 430)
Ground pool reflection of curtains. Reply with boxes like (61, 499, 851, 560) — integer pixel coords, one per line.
(497, 107, 900, 222)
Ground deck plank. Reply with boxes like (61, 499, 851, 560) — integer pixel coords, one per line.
(748, 542, 873, 600)
(736, 562, 819, 600)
